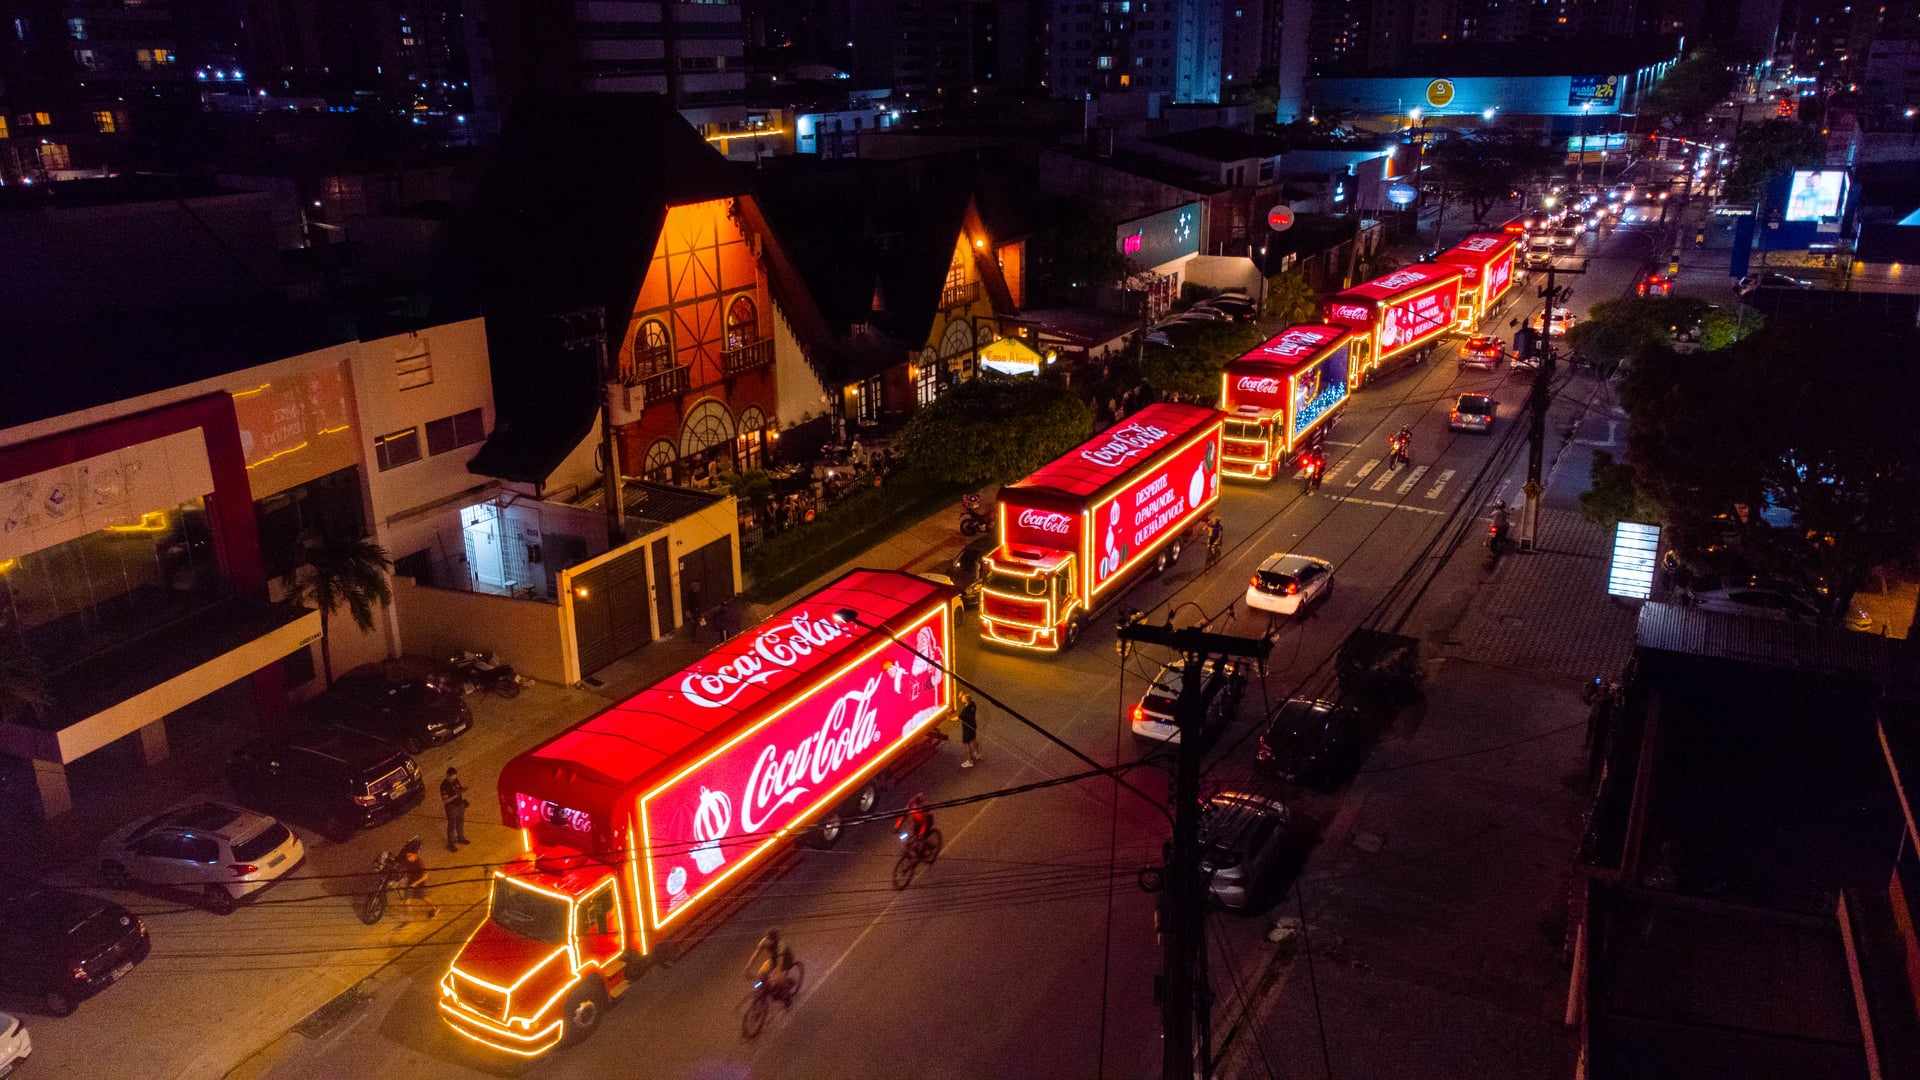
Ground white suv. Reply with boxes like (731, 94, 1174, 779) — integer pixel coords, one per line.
(1245, 553, 1334, 616)
(0, 1012, 29, 1078)
(100, 801, 306, 914)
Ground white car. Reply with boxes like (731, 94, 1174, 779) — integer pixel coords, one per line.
(100, 801, 306, 914)
(0, 1013, 29, 1079)
(1130, 658, 1246, 745)
(1245, 553, 1334, 616)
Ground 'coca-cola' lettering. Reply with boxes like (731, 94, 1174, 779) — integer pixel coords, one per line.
(1016, 508, 1073, 534)
(1081, 421, 1172, 469)
(1236, 376, 1282, 394)
(1329, 303, 1371, 323)
(739, 674, 884, 832)
(679, 612, 847, 709)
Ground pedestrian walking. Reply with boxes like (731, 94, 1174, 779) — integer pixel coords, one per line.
(958, 692, 981, 768)
(399, 836, 437, 920)
(441, 766, 470, 851)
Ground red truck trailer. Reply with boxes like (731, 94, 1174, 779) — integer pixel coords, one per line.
(1436, 232, 1520, 328)
(439, 569, 958, 1057)
(978, 402, 1224, 653)
(1219, 324, 1354, 482)
(1323, 263, 1464, 388)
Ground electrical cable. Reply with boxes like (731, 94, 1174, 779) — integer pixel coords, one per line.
(1208, 911, 1278, 1080)
(1295, 878, 1336, 1080)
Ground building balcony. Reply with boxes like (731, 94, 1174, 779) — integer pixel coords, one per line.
(722, 338, 773, 376)
(638, 364, 691, 401)
(940, 281, 979, 310)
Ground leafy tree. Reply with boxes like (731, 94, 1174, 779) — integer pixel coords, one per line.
(1641, 48, 1736, 133)
(0, 636, 52, 722)
(1263, 269, 1319, 322)
(285, 532, 394, 686)
(896, 375, 1094, 487)
(1565, 296, 1756, 369)
(1425, 130, 1562, 223)
(1698, 305, 1762, 351)
(1722, 119, 1825, 204)
(1619, 321, 1920, 618)
(1029, 200, 1129, 305)
(1140, 322, 1262, 401)
(1579, 450, 1658, 531)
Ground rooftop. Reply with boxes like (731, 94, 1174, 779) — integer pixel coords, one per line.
(570, 480, 727, 534)
(1323, 35, 1680, 79)
(1146, 127, 1289, 163)
(1050, 147, 1230, 195)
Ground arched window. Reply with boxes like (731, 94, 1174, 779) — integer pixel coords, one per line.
(736, 406, 766, 471)
(725, 295, 758, 351)
(635, 319, 672, 376)
(643, 439, 677, 483)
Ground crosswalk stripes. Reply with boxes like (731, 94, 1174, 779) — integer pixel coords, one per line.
(1395, 464, 1430, 494)
(1368, 465, 1397, 492)
(1424, 468, 1456, 500)
(1345, 459, 1379, 488)
(1304, 457, 1474, 515)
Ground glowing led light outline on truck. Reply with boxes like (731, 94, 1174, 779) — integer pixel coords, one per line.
(1085, 422, 1222, 602)
(1369, 277, 1461, 362)
(637, 601, 953, 932)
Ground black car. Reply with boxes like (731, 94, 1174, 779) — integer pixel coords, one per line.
(308, 657, 472, 753)
(0, 885, 150, 1016)
(1255, 698, 1370, 789)
(227, 728, 425, 840)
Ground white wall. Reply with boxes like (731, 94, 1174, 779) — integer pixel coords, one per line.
(771, 298, 833, 432)
(349, 317, 495, 545)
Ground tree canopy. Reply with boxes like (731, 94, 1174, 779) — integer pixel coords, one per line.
(1263, 269, 1319, 323)
(1617, 320, 1920, 613)
(1641, 48, 1737, 133)
(1722, 119, 1826, 204)
(1140, 322, 1263, 402)
(1425, 130, 1563, 224)
(896, 374, 1093, 487)
(1565, 296, 1759, 369)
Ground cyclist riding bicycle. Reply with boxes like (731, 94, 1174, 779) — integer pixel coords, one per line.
(748, 928, 795, 994)
(1205, 516, 1223, 556)
(895, 793, 934, 845)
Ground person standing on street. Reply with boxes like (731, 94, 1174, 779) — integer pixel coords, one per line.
(400, 836, 437, 920)
(959, 693, 981, 768)
(442, 766, 470, 851)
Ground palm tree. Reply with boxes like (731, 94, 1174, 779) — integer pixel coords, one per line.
(0, 634, 52, 722)
(285, 531, 393, 686)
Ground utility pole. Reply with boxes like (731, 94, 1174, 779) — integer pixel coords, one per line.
(1116, 617, 1272, 1080)
(561, 307, 626, 546)
(1520, 254, 1579, 550)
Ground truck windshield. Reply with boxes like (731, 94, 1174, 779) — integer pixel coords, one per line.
(488, 878, 571, 946)
(1224, 419, 1268, 445)
(986, 567, 1049, 596)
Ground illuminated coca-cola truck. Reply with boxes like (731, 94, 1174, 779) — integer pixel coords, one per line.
(439, 569, 957, 1056)
(1435, 232, 1519, 328)
(1219, 324, 1353, 482)
(978, 402, 1223, 652)
(1322, 263, 1464, 388)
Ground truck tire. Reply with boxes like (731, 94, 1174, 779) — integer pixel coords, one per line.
(1153, 550, 1169, 576)
(562, 981, 609, 1045)
(809, 811, 845, 848)
(1169, 540, 1183, 564)
(1064, 616, 1085, 649)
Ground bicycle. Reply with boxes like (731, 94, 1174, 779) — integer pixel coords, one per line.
(891, 797, 943, 890)
(742, 949, 805, 1038)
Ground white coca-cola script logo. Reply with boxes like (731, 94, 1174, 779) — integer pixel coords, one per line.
(1460, 235, 1500, 251)
(680, 612, 847, 709)
(1081, 422, 1171, 469)
(1374, 269, 1430, 290)
(1329, 303, 1370, 322)
(1016, 508, 1073, 534)
(739, 675, 885, 832)
(1235, 376, 1282, 395)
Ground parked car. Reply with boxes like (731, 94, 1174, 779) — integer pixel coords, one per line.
(1199, 791, 1301, 911)
(1458, 335, 1504, 369)
(1448, 393, 1497, 433)
(0, 886, 149, 1016)
(308, 657, 472, 753)
(98, 801, 306, 914)
(1168, 306, 1232, 324)
(1196, 297, 1256, 321)
(1256, 698, 1370, 789)
(0, 1012, 27, 1076)
(1737, 272, 1811, 296)
(1245, 553, 1334, 616)
(227, 728, 425, 841)
(1689, 581, 1823, 622)
(1130, 657, 1246, 746)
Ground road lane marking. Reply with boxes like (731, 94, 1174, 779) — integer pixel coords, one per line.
(1322, 457, 1350, 482)
(1395, 465, 1430, 494)
(1323, 494, 1446, 516)
(1323, 440, 1361, 448)
(1368, 466, 1397, 492)
(1345, 459, 1379, 487)
(1424, 468, 1456, 500)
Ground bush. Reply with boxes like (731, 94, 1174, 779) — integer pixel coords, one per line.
(895, 375, 1093, 487)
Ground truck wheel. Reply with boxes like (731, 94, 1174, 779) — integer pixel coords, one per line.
(1153, 550, 1169, 576)
(562, 982, 608, 1045)
(1169, 541, 1183, 564)
(809, 811, 845, 849)
(1064, 617, 1085, 648)
(853, 782, 879, 816)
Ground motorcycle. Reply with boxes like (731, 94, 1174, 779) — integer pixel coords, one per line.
(1486, 503, 1511, 555)
(355, 850, 405, 925)
(958, 493, 991, 537)
(450, 650, 523, 698)
(1299, 455, 1325, 495)
(1388, 434, 1410, 469)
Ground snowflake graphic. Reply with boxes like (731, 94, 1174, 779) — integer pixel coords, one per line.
(1173, 209, 1194, 246)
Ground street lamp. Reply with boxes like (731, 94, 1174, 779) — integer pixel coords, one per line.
(828, 608, 1171, 820)
(1482, 106, 1497, 122)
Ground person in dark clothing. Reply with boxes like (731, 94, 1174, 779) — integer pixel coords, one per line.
(441, 767, 470, 851)
(399, 836, 437, 919)
(958, 693, 980, 768)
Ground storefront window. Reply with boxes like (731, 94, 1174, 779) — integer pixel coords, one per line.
(857, 375, 883, 424)
(0, 497, 224, 667)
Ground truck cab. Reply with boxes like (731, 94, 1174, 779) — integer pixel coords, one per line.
(1222, 408, 1281, 480)
(440, 851, 636, 1056)
(979, 546, 1083, 651)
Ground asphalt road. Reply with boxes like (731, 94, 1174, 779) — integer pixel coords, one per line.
(256, 215, 1652, 1080)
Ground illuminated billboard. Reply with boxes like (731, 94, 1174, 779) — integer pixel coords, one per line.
(1786, 170, 1848, 223)
(1116, 202, 1203, 270)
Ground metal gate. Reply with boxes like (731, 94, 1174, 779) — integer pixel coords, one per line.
(570, 545, 653, 678)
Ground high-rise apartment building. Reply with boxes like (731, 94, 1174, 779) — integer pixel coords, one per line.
(472, 0, 746, 134)
(1047, 0, 1224, 103)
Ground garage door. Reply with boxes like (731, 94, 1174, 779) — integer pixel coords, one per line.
(571, 545, 653, 678)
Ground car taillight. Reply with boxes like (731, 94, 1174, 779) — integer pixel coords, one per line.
(1256, 743, 1272, 761)
(1449, 411, 1460, 423)
(71, 965, 89, 983)
(352, 792, 379, 807)
(1249, 575, 1261, 588)
(1131, 704, 1145, 723)
(229, 863, 258, 877)
(135, 915, 148, 937)
(1286, 582, 1299, 596)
